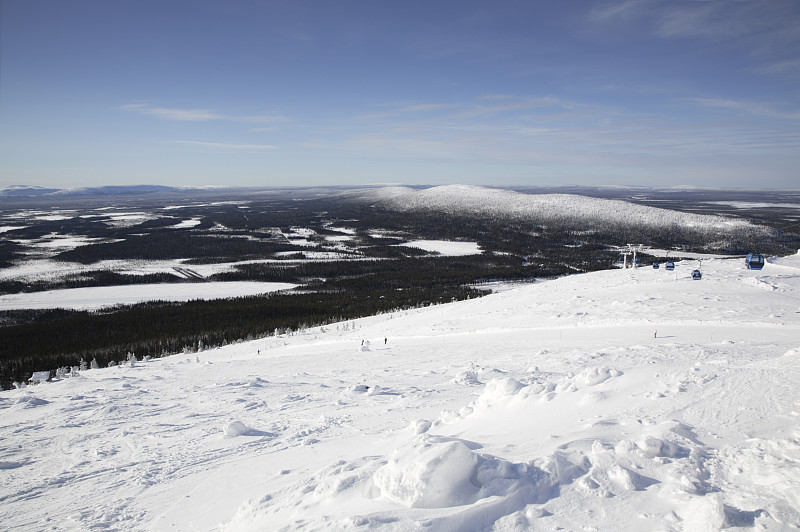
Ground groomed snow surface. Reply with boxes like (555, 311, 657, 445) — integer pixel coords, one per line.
(3, 254, 800, 531)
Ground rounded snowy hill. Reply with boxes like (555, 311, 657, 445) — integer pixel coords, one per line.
(2, 254, 800, 531)
(378, 184, 759, 232)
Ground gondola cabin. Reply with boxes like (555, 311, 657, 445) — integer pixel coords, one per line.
(692, 269, 702, 280)
(665, 261, 675, 271)
(745, 253, 765, 270)
(652, 262, 660, 269)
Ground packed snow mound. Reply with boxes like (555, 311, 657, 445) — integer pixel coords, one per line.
(13, 395, 50, 408)
(373, 435, 479, 508)
(558, 366, 623, 390)
(380, 184, 760, 232)
(453, 370, 481, 385)
(483, 377, 525, 397)
(223, 420, 254, 437)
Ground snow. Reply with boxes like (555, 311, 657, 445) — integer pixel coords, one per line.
(2, 255, 800, 530)
(383, 185, 762, 233)
(325, 226, 358, 235)
(33, 214, 74, 221)
(0, 255, 375, 286)
(104, 212, 159, 227)
(22, 234, 122, 250)
(398, 240, 482, 256)
(0, 226, 26, 233)
(642, 248, 741, 260)
(0, 281, 296, 310)
(171, 218, 202, 229)
(706, 201, 800, 210)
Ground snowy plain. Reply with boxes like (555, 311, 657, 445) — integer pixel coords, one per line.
(0, 282, 297, 311)
(397, 240, 482, 256)
(2, 254, 800, 531)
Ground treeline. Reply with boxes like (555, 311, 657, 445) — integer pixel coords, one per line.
(209, 254, 551, 285)
(0, 284, 485, 389)
(0, 248, 603, 388)
(0, 271, 185, 296)
(0, 240, 23, 269)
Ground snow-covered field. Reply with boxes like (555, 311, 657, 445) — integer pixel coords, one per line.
(0, 282, 297, 310)
(398, 240, 482, 256)
(2, 254, 800, 531)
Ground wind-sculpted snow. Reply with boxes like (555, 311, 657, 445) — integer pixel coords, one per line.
(373, 435, 481, 508)
(381, 184, 759, 233)
(3, 253, 800, 530)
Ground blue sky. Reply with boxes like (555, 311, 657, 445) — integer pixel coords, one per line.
(1, 0, 799, 189)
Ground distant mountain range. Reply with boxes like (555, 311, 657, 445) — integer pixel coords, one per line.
(0, 184, 388, 199)
(0, 185, 183, 197)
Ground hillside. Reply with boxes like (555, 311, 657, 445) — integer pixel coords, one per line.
(1, 253, 799, 530)
(377, 185, 762, 234)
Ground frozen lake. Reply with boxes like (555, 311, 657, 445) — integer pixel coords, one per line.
(0, 281, 297, 310)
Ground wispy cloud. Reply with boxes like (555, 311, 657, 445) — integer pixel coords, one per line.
(121, 104, 223, 121)
(687, 97, 800, 120)
(171, 141, 279, 151)
(354, 96, 578, 124)
(235, 114, 291, 124)
(315, 91, 800, 179)
(121, 103, 289, 124)
(588, 0, 651, 24)
(587, 0, 799, 47)
(752, 58, 800, 79)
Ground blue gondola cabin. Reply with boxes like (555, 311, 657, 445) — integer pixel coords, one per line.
(745, 253, 765, 270)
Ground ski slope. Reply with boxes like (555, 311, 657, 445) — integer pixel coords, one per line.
(2, 254, 799, 531)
